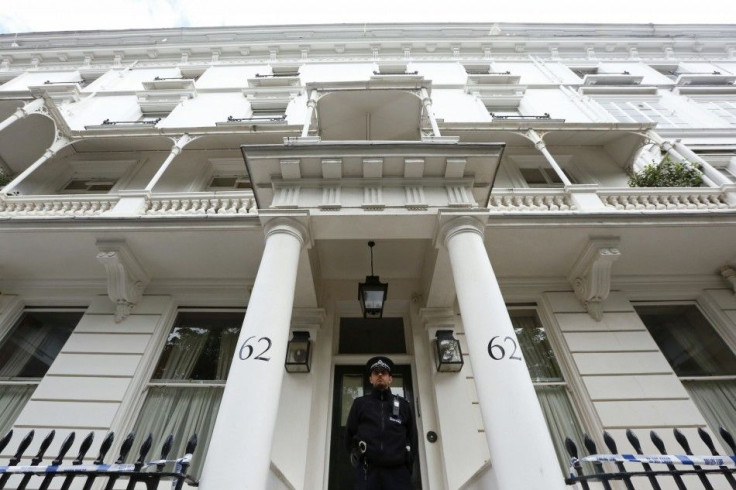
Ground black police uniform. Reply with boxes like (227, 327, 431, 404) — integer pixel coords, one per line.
(345, 357, 418, 490)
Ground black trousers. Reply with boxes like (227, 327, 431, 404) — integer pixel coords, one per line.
(354, 465, 412, 490)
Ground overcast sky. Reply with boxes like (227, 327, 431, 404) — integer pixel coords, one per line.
(1, 0, 735, 34)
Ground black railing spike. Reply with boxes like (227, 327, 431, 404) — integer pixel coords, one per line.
(185, 433, 198, 454)
(74, 432, 95, 464)
(160, 435, 174, 460)
(136, 433, 153, 465)
(564, 437, 579, 458)
(52, 432, 76, 465)
(673, 428, 692, 453)
(33, 430, 56, 464)
(603, 431, 618, 453)
(116, 432, 135, 464)
(12, 430, 35, 463)
(0, 429, 12, 453)
(583, 434, 597, 454)
(650, 430, 666, 454)
(626, 429, 644, 454)
(698, 428, 717, 455)
(95, 432, 114, 464)
(720, 427, 736, 454)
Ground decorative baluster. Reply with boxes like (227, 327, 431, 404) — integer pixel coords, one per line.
(0, 430, 34, 488)
(82, 432, 114, 490)
(38, 432, 74, 490)
(564, 437, 591, 490)
(650, 431, 687, 490)
(698, 427, 736, 489)
(603, 432, 635, 490)
(626, 429, 662, 490)
(59, 431, 94, 490)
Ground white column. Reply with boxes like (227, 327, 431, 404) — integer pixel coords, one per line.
(0, 98, 45, 133)
(421, 87, 442, 137)
(646, 130, 731, 186)
(440, 215, 565, 490)
(526, 129, 572, 186)
(301, 89, 318, 138)
(1, 136, 71, 196)
(144, 134, 195, 192)
(199, 217, 308, 490)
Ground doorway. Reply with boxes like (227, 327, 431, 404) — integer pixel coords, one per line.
(328, 364, 421, 490)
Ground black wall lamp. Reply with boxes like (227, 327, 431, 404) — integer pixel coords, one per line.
(358, 241, 388, 319)
(285, 331, 311, 373)
(434, 330, 464, 372)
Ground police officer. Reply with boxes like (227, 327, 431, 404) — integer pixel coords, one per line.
(345, 356, 418, 490)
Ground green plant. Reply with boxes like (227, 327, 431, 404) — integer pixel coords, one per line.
(628, 157, 703, 188)
(0, 171, 11, 187)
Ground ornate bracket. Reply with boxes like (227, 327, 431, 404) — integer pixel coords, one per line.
(568, 238, 621, 321)
(721, 265, 736, 295)
(96, 240, 150, 323)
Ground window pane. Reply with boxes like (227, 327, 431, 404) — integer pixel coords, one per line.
(536, 385, 587, 474)
(635, 305, 736, 376)
(132, 385, 223, 479)
(520, 168, 547, 185)
(0, 384, 36, 435)
(152, 312, 243, 381)
(510, 311, 564, 382)
(339, 318, 406, 354)
(682, 379, 736, 450)
(0, 311, 81, 378)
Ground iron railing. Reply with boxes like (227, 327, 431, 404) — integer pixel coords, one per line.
(564, 426, 736, 489)
(0, 429, 197, 490)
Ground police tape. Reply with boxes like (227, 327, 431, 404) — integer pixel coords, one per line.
(0, 454, 192, 474)
(569, 453, 736, 476)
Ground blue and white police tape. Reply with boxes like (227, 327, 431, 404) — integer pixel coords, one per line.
(0, 454, 192, 475)
(569, 453, 736, 478)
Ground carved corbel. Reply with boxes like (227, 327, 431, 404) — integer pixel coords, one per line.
(721, 265, 736, 295)
(96, 240, 150, 322)
(568, 238, 621, 321)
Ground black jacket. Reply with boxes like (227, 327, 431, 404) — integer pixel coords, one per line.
(345, 387, 418, 468)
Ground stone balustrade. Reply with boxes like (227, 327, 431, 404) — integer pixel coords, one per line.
(489, 189, 576, 212)
(145, 192, 257, 216)
(599, 188, 731, 210)
(0, 195, 118, 217)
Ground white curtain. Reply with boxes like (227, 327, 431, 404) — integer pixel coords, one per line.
(0, 385, 36, 435)
(215, 328, 239, 380)
(536, 385, 587, 475)
(683, 379, 736, 449)
(512, 314, 563, 382)
(158, 328, 210, 380)
(132, 386, 224, 479)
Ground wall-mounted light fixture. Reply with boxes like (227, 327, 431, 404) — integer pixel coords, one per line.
(358, 241, 388, 319)
(285, 331, 311, 373)
(434, 330, 464, 372)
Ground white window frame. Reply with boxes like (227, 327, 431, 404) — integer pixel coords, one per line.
(596, 97, 688, 128)
(0, 307, 85, 434)
(503, 155, 585, 189)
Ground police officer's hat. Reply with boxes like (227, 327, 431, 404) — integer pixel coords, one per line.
(366, 356, 394, 374)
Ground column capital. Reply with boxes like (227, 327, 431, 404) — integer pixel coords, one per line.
(262, 212, 311, 248)
(436, 212, 488, 249)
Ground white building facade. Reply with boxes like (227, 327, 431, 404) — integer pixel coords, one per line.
(0, 22, 735, 489)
